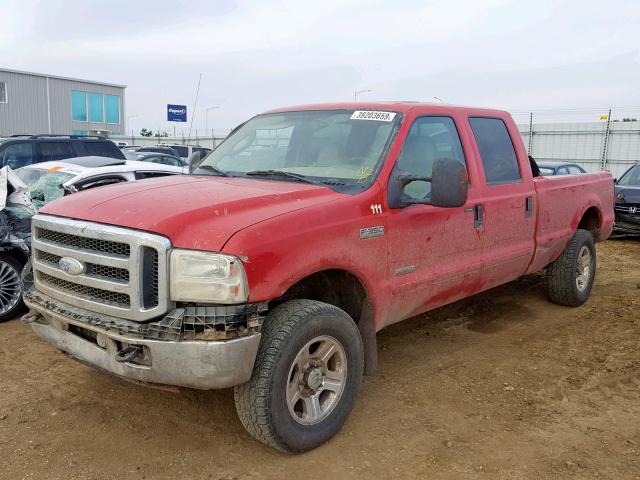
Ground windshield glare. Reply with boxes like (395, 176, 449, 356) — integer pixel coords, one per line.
(196, 110, 399, 186)
(15, 168, 74, 209)
(618, 165, 640, 186)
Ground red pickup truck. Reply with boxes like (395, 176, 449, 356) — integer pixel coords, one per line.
(23, 102, 614, 452)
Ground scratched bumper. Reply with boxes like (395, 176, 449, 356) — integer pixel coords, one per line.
(23, 293, 261, 390)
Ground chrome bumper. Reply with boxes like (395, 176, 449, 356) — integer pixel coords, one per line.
(24, 295, 261, 390)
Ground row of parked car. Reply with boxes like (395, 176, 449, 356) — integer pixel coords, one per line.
(0, 134, 212, 321)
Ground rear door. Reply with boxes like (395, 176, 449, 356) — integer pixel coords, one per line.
(468, 116, 536, 289)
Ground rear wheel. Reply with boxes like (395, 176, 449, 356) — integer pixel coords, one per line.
(546, 229, 596, 307)
(0, 254, 25, 323)
(234, 299, 364, 453)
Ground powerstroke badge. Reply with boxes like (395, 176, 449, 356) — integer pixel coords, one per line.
(360, 226, 385, 239)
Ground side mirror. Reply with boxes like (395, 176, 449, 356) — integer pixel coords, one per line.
(430, 158, 469, 207)
(613, 178, 618, 184)
(388, 158, 469, 208)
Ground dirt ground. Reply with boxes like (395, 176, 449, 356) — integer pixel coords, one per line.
(1, 239, 639, 480)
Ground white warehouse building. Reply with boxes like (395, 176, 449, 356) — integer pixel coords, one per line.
(0, 68, 126, 137)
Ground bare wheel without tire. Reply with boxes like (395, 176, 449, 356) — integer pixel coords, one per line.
(546, 229, 596, 307)
(0, 254, 25, 323)
(234, 299, 364, 453)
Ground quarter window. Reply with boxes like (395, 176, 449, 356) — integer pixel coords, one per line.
(469, 117, 521, 185)
(71, 91, 87, 122)
(396, 116, 466, 200)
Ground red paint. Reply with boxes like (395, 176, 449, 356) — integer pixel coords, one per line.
(40, 102, 615, 330)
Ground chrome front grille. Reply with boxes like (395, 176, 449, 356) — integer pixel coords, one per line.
(31, 215, 171, 321)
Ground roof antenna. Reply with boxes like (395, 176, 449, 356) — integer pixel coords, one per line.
(187, 73, 203, 143)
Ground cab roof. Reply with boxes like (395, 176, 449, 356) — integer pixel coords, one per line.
(263, 101, 510, 118)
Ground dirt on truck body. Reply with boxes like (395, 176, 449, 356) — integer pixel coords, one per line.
(1, 239, 639, 479)
(21, 102, 615, 452)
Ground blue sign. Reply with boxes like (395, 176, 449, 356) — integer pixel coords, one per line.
(167, 104, 187, 122)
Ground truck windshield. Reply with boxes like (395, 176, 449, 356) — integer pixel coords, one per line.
(194, 109, 400, 189)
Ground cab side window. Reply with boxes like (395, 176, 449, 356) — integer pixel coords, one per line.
(469, 117, 521, 185)
(38, 142, 75, 162)
(396, 116, 466, 200)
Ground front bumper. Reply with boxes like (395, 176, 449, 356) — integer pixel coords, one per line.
(613, 213, 640, 235)
(24, 291, 261, 390)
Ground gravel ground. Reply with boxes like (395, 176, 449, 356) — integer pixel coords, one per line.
(1, 239, 639, 480)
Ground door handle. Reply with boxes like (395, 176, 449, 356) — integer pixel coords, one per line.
(525, 196, 534, 218)
(474, 204, 483, 229)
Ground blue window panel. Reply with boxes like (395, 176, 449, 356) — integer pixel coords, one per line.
(105, 95, 120, 124)
(72, 130, 88, 136)
(88, 93, 104, 123)
(71, 91, 87, 121)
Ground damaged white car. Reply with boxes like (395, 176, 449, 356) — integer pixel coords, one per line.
(0, 156, 185, 322)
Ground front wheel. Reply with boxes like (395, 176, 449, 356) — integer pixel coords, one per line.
(546, 229, 596, 307)
(234, 299, 364, 453)
(0, 254, 25, 323)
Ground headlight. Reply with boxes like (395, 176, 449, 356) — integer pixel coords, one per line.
(170, 250, 248, 303)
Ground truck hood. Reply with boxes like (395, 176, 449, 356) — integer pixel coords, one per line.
(615, 185, 640, 204)
(40, 175, 340, 251)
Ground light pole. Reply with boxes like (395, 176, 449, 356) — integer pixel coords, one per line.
(205, 106, 219, 140)
(354, 89, 372, 101)
(127, 114, 139, 134)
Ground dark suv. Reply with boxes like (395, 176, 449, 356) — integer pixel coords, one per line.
(0, 135, 125, 169)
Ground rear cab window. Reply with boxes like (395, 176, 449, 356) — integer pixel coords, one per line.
(469, 117, 521, 185)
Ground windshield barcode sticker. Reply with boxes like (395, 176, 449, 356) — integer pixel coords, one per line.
(351, 110, 396, 122)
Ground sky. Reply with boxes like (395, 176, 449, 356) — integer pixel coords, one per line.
(1, 0, 639, 134)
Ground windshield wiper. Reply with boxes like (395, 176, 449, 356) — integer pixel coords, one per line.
(194, 164, 229, 177)
(246, 170, 343, 186)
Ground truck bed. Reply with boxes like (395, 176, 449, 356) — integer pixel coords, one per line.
(527, 171, 615, 274)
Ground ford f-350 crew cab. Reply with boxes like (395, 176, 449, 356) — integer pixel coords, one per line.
(23, 102, 614, 452)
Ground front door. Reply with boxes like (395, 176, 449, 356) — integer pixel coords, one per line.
(383, 115, 485, 327)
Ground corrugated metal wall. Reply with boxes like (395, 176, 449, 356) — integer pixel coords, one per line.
(0, 70, 49, 134)
(0, 70, 125, 136)
(518, 122, 639, 178)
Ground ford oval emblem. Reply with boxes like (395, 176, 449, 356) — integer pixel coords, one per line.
(58, 257, 85, 276)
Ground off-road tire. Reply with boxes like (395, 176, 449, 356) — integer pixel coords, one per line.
(546, 229, 596, 307)
(0, 254, 25, 323)
(234, 299, 364, 453)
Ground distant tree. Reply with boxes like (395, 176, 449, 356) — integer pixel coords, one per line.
(139, 128, 153, 137)
(623, 117, 638, 122)
(154, 131, 169, 138)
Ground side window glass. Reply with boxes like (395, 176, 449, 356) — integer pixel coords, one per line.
(39, 142, 75, 162)
(2, 142, 35, 168)
(396, 116, 466, 200)
(469, 117, 521, 185)
(83, 141, 121, 158)
(557, 167, 569, 175)
(569, 166, 583, 174)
